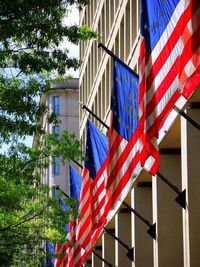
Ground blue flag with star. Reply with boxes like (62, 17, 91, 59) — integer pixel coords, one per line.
(111, 58, 139, 141)
(85, 119, 108, 180)
(141, 0, 180, 53)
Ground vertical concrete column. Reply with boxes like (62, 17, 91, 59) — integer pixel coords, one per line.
(102, 229, 115, 267)
(132, 185, 153, 267)
(92, 246, 102, 267)
(181, 107, 200, 267)
(115, 210, 132, 267)
(153, 153, 183, 267)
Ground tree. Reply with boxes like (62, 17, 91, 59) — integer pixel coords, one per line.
(0, 0, 96, 143)
(0, 0, 95, 265)
(0, 132, 82, 266)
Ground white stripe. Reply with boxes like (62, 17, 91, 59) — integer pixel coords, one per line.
(109, 128, 118, 147)
(146, 38, 182, 106)
(110, 139, 140, 193)
(93, 189, 106, 210)
(76, 203, 91, 238)
(148, 0, 185, 73)
(77, 218, 92, 251)
(108, 136, 128, 176)
(73, 246, 85, 266)
(78, 172, 90, 211)
(106, 162, 142, 222)
(184, 60, 196, 77)
(146, 75, 179, 130)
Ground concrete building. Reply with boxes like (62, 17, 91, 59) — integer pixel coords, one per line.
(79, 1, 200, 267)
(38, 78, 79, 195)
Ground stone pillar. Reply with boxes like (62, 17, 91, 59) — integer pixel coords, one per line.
(181, 107, 200, 267)
(132, 185, 153, 267)
(153, 153, 183, 267)
(115, 210, 132, 267)
(102, 228, 115, 267)
(92, 246, 102, 267)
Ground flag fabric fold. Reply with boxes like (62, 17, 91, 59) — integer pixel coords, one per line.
(105, 58, 141, 215)
(53, 165, 86, 267)
(66, 164, 87, 267)
(139, 0, 200, 175)
(76, 119, 109, 253)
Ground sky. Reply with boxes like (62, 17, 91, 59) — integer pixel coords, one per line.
(61, 7, 79, 78)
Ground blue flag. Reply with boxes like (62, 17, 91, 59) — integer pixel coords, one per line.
(85, 119, 108, 179)
(141, 0, 180, 53)
(53, 187, 69, 232)
(69, 163, 81, 203)
(111, 58, 139, 141)
(46, 241, 54, 266)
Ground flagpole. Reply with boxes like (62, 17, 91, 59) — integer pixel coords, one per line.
(104, 228, 134, 261)
(92, 250, 113, 267)
(82, 105, 109, 130)
(174, 105, 200, 132)
(98, 42, 136, 75)
(72, 147, 156, 239)
(122, 201, 156, 239)
(99, 42, 200, 134)
(82, 105, 186, 209)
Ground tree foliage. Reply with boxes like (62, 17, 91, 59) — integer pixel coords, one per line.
(0, 0, 95, 143)
(0, 132, 82, 266)
(0, 0, 94, 265)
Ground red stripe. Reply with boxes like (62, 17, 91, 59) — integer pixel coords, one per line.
(108, 127, 140, 186)
(145, 19, 182, 90)
(111, 151, 140, 207)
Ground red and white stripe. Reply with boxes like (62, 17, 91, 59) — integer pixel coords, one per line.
(76, 161, 110, 254)
(105, 114, 142, 215)
(180, 0, 200, 97)
(76, 168, 92, 252)
(67, 221, 88, 267)
(139, 0, 200, 175)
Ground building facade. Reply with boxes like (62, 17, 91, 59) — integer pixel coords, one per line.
(79, 1, 200, 267)
(39, 78, 79, 195)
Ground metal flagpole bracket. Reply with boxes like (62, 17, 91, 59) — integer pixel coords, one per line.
(146, 223, 156, 240)
(126, 247, 134, 262)
(122, 201, 156, 239)
(92, 250, 113, 267)
(98, 42, 137, 75)
(104, 228, 134, 261)
(157, 171, 186, 209)
(174, 105, 200, 132)
(175, 189, 186, 209)
(82, 105, 109, 130)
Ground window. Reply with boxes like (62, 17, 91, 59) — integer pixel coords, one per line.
(52, 126, 60, 135)
(52, 96, 59, 114)
(52, 157, 60, 175)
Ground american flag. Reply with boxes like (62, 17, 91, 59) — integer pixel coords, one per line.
(76, 119, 109, 253)
(53, 165, 87, 267)
(52, 187, 69, 267)
(139, 0, 200, 175)
(105, 58, 141, 214)
(65, 164, 87, 267)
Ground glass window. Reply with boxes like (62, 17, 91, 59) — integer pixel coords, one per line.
(53, 96, 59, 114)
(52, 157, 60, 175)
(52, 126, 60, 134)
